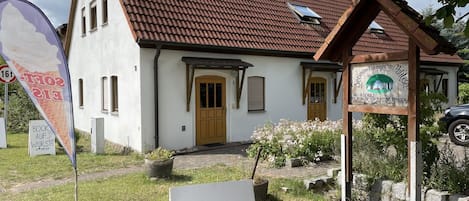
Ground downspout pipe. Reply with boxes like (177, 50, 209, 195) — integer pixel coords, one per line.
(154, 45, 162, 148)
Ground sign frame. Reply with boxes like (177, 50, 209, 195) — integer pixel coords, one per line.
(0, 64, 16, 83)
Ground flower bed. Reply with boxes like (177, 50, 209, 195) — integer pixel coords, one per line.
(247, 119, 343, 167)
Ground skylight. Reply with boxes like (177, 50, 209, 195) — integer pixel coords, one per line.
(369, 21, 385, 34)
(288, 3, 322, 25)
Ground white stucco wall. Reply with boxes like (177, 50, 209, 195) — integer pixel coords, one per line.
(140, 49, 346, 150)
(68, 0, 144, 151)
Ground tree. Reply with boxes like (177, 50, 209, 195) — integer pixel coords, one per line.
(425, 0, 469, 36)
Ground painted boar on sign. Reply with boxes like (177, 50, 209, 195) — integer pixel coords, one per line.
(351, 61, 408, 107)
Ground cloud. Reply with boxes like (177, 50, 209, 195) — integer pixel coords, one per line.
(27, 0, 70, 27)
(0, 3, 61, 72)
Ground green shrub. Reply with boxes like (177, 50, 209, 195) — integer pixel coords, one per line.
(247, 119, 341, 167)
(4, 83, 41, 133)
(428, 142, 469, 194)
(459, 83, 469, 104)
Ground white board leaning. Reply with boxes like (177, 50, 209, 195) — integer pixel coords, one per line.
(0, 118, 6, 148)
(351, 60, 409, 107)
(169, 180, 255, 201)
(29, 120, 56, 156)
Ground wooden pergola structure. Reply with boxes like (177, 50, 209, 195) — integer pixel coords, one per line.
(314, 0, 456, 200)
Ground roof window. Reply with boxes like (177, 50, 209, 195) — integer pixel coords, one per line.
(369, 21, 385, 34)
(288, 3, 322, 25)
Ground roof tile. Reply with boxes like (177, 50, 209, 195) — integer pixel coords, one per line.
(121, 0, 462, 63)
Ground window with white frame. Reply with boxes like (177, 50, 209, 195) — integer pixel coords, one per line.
(111, 76, 118, 112)
(78, 79, 84, 107)
(248, 76, 265, 111)
(90, 1, 97, 31)
(102, 0, 108, 24)
(81, 7, 86, 35)
(102, 76, 109, 112)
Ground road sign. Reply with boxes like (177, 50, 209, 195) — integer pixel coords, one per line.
(0, 65, 16, 83)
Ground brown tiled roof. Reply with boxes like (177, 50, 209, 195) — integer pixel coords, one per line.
(119, 0, 462, 64)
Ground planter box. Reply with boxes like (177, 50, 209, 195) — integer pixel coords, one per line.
(145, 158, 174, 178)
(253, 179, 268, 201)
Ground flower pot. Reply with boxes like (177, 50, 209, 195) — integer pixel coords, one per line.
(145, 157, 174, 178)
(253, 179, 269, 201)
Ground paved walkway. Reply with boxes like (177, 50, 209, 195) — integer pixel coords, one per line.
(4, 144, 339, 194)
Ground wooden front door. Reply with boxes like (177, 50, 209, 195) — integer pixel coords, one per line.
(195, 76, 226, 145)
(308, 77, 327, 121)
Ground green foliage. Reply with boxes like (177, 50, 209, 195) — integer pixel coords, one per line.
(459, 83, 469, 103)
(4, 82, 41, 133)
(353, 128, 407, 183)
(424, 0, 469, 37)
(360, 92, 444, 183)
(428, 142, 469, 194)
(144, 147, 174, 161)
(247, 119, 341, 168)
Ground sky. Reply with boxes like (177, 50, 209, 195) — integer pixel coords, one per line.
(25, 0, 469, 28)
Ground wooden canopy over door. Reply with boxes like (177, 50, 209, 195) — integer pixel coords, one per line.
(195, 76, 226, 145)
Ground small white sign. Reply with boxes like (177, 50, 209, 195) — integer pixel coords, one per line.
(170, 180, 255, 201)
(0, 118, 6, 148)
(29, 120, 56, 156)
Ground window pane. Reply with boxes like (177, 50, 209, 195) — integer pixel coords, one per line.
(216, 83, 222, 108)
(79, 79, 84, 107)
(102, 77, 108, 111)
(208, 83, 214, 108)
(81, 8, 86, 34)
(102, 0, 108, 23)
(111, 76, 118, 112)
(200, 83, 206, 108)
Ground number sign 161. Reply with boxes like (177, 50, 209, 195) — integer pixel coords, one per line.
(0, 65, 16, 83)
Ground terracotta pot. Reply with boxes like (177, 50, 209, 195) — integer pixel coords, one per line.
(145, 157, 174, 178)
(253, 179, 269, 201)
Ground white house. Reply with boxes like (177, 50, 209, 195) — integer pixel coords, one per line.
(65, 0, 463, 152)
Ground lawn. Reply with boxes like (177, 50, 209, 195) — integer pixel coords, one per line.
(0, 133, 143, 188)
(0, 165, 329, 201)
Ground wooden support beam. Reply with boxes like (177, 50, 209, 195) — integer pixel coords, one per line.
(350, 51, 408, 64)
(435, 74, 443, 92)
(334, 73, 343, 103)
(303, 68, 313, 105)
(302, 67, 306, 105)
(408, 39, 422, 201)
(237, 68, 246, 109)
(236, 69, 240, 109)
(342, 48, 353, 201)
(186, 65, 195, 112)
(348, 105, 408, 115)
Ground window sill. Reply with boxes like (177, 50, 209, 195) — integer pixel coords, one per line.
(248, 109, 266, 113)
(101, 22, 108, 27)
(79, 106, 84, 109)
(101, 110, 109, 114)
(89, 28, 97, 33)
(81, 34, 86, 37)
(111, 111, 119, 116)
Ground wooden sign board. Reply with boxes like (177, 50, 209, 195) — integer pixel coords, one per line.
(169, 180, 255, 201)
(351, 61, 408, 107)
(0, 118, 6, 148)
(29, 120, 56, 156)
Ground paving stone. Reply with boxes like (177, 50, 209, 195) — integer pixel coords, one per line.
(327, 168, 340, 178)
(286, 158, 302, 168)
(449, 195, 469, 201)
(392, 182, 408, 201)
(426, 189, 449, 201)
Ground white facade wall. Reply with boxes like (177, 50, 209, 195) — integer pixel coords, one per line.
(67, 1, 461, 152)
(140, 49, 345, 150)
(68, 0, 145, 151)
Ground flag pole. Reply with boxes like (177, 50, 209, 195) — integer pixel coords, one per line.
(74, 166, 78, 201)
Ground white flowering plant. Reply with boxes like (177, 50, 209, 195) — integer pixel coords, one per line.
(247, 119, 356, 167)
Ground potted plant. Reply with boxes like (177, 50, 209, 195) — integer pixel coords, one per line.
(144, 147, 174, 178)
(253, 176, 269, 201)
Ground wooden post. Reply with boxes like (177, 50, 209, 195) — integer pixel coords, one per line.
(408, 39, 421, 201)
(342, 49, 353, 201)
